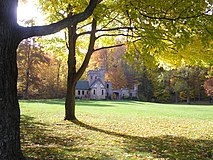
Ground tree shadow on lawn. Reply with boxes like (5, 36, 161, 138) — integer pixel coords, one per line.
(77, 100, 115, 107)
(20, 115, 111, 160)
(72, 120, 213, 159)
(21, 99, 65, 106)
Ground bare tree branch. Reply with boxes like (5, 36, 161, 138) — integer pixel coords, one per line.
(96, 33, 139, 39)
(128, 0, 209, 22)
(97, 26, 134, 32)
(19, 0, 99, 40)
(76, 19, 97, 81)
(94, 43, 125, 52)
(137, 8, 208, 21)
(77, 22, 92, 30)
(94, 38, 141, 52)
(100, 13, 120, 30)
(77, 31, 91, 37)
(77, 26, 134, 37)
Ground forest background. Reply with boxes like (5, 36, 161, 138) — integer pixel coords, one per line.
(17, 0, 213, 104)
(17, 39, 213, 103)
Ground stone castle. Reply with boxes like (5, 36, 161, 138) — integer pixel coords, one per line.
(75, 66, 138, 100)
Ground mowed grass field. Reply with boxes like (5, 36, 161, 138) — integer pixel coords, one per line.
(20, 100, 213, 160)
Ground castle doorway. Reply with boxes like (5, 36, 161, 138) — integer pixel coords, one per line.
(113, 91, 120, 100)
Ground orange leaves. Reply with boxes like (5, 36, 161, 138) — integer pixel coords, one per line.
(204, 76, 213, 97)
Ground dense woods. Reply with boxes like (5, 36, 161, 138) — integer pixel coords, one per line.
(17, 42, 212, 103)
(17, 38, 68, 99)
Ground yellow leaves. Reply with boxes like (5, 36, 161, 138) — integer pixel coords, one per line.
(174, 37, 213, 67)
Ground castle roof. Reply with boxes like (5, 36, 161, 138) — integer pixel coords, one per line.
(76, 80, 90, 90)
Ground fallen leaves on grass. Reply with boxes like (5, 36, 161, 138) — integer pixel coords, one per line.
(20, 100, 213, 159)
(20, 112, 213, 160)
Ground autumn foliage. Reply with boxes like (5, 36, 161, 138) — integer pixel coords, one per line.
(204, 76, 213, 97)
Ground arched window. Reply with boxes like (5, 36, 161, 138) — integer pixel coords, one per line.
(107, 84, 109, 88)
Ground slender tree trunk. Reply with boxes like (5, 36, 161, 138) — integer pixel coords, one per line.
(0, 24, 25, 159)
(64, 23, 77, 121)
(65, 80, 77, 120)
(175, 91, 179, 103)
(64, 19, 97, 120)
(24, 67, 29, 99)
(56, 62, 61, 98)
(24, 46, 30, 99)
(197, 77, 201, 101)
(186, 78, 190, 104)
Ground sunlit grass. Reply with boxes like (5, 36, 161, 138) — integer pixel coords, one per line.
(20, 100, 213, 160)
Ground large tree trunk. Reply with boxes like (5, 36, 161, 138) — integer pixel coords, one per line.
(0, 25, 25, 159)
(0, 1, 25, 159)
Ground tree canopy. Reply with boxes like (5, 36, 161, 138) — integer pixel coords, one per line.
(37, 0, 213, 70)
(122, 0, 213, 68)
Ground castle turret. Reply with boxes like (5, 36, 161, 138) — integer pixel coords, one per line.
(99, 66, 105, 85)
(87, 66, 105, 86)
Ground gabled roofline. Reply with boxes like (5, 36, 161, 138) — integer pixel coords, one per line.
(90, 78, 106, 89)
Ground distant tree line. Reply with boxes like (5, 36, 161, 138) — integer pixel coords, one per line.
(84, 47, 212, 103)
(139, 66, 210, 103)
(17, 41, 212, 103)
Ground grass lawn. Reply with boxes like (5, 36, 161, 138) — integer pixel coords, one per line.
(20, 100, 213, 160)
